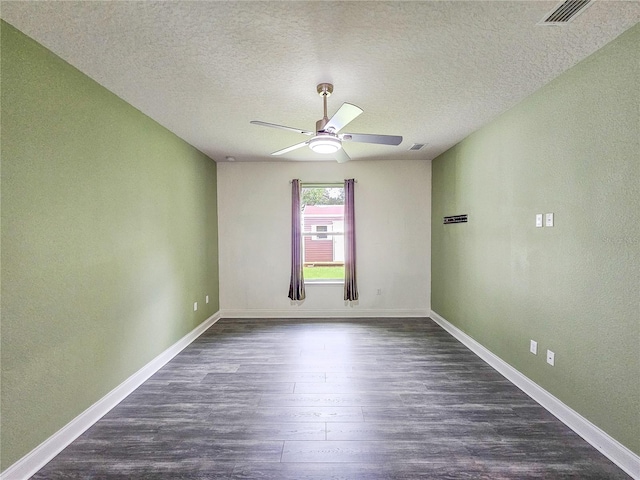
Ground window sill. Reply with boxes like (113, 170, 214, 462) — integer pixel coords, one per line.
(304, 280, 344, 286)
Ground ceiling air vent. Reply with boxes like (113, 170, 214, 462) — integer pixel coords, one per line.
(409, 143, 426, 151)
(540, 0, 593, 24)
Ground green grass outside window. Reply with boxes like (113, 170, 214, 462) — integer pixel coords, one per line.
(303, 265, 344, 281)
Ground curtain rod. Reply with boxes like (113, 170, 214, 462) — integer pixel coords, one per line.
(289, 179, 357, 184)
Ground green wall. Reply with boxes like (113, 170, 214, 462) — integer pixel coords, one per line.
(1, 21, 219, 470)
(432, 24, 639, 455)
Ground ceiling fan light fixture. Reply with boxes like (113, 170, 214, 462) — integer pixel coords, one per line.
(308, 135, 341, 154)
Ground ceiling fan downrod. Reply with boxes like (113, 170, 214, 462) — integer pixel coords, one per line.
(316, 83, 333, 132)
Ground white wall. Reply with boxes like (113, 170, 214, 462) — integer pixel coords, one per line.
(217, 160, 431, 317)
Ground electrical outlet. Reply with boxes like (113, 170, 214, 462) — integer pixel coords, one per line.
(545, 213, 554, 227)
(530, 340, 538, 355)
(193, 302, 198, 312)
(206, 295, 209, 304)
(536, 214, 543, 228)
(376, 288, 382, 295)
(546, 350, 555, 366)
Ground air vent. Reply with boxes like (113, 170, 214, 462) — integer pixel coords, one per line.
(540, 0, 593, 24)
(408, 143, 426, 151)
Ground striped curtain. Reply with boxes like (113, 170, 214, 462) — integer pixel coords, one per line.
(288, 179, 305, 301)
(344, 178, 358, 301)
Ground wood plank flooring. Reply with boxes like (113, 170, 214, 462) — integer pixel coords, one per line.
(31, 318, 630, 479)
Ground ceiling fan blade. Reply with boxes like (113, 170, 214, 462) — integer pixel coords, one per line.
(271, 142, 309, 156)
(334, 148, 351, 164)
(324, 103, 363, 133)
(251, 121, 314, 136)
(340, 133, 403, 146)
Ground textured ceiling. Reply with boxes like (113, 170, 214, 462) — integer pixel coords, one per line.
(1, 1, 639, 162)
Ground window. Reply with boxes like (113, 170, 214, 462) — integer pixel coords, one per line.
(301, 184, 345, 283)
(314, 225, 328, 240)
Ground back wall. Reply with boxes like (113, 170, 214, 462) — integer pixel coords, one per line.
(217, 160, 430, 317)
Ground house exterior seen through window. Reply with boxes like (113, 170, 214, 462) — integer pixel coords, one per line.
(314, 225, 328, 240)
(301, 185, 345, 283)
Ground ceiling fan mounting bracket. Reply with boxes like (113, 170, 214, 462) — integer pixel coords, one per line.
(316, 83, 333, 97)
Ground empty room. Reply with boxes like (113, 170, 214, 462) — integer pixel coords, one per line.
(1, 1, 638, 479)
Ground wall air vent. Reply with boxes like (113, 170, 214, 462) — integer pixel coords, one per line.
(444, 214, 467, 225)
(408, 143, 426, 151)
(540, 0, 593, 24)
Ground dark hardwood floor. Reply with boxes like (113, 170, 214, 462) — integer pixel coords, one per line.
(32, 318, 630, 479)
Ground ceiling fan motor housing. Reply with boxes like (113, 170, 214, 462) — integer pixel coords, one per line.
(316, 118, 329, 132)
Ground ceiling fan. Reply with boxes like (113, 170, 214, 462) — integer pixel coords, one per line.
(250, 83, 403, 163)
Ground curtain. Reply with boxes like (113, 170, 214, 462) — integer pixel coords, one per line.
(344, 178, 358, 301)
(288, 179, 305, 301)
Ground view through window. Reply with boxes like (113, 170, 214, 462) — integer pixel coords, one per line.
(301, 184, 345, 282)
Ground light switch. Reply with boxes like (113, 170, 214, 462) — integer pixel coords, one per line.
(530, 340, 538, 355)
(536, 214, 543, 228)
(545, 213, 554, 227)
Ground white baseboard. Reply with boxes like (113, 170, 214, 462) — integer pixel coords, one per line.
(220, 308, 429, 318)
(1, 312, 221, 480)
(430, 310, 640, 480)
